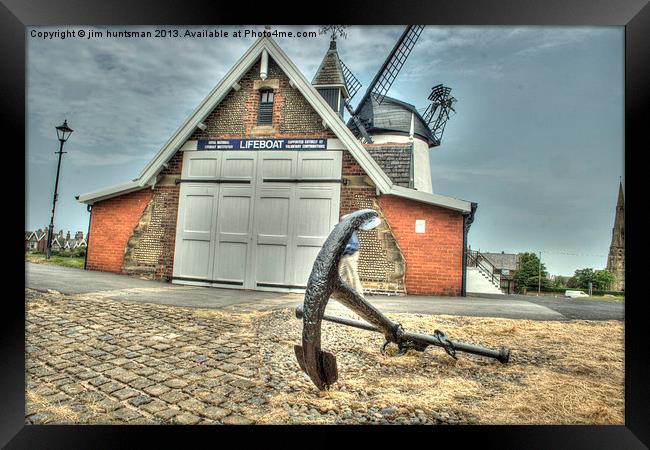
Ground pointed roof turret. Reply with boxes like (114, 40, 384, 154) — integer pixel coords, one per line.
(312, 39, 349, 98)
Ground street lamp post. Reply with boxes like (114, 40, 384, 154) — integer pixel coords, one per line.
(537, 251, 542, 295)
(46, 120, 73, 259)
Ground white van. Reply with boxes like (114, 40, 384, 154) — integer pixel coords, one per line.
(565, 290, 589, 298)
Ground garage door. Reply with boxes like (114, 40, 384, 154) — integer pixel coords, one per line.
(172, 150, 341, 292)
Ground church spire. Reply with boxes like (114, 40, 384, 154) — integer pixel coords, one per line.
(606, 180, 625, 290)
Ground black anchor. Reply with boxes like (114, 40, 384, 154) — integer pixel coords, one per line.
(294, 209, 510, 390)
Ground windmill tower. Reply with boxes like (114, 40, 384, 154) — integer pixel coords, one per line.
(606, 181, 625, 291)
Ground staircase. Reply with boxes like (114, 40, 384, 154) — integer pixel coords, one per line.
(466, 250, 504, 295)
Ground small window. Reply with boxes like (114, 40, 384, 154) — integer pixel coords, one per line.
(258, 90, 274, 125)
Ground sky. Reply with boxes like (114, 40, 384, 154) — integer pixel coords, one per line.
(25, 25, 624, 276)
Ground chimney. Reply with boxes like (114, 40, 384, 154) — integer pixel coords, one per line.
(75, 231, 83, 241)
(66, 231, 71, 241)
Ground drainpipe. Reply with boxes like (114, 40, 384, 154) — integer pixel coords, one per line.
(408, 113, 415, 189)
(461, 202, 478, 297)
(84, 204, 92, 270)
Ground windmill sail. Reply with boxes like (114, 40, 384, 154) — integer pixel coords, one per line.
(367, 25, 425, 106)
(339, 58, 362, 100)
(423, 84, 457, 144)
(347, 25, 425, 143)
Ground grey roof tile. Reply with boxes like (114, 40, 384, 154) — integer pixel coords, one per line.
(482, 252, 520, 270)
(364, 144, 412, 187)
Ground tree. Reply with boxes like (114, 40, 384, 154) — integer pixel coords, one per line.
(514, 252, 549, 292)
(574, 268, 596, 290)
(594, 269, 615, 290)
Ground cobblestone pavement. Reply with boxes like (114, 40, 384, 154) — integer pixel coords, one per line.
(26, 288, 623, 425)
(26, 288, 265, 425)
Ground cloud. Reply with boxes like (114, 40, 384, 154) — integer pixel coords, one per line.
(27, 26, 256, 167)
(397, 26, 609, 83)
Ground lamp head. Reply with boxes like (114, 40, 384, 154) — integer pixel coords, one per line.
(56, 120, 73, 142)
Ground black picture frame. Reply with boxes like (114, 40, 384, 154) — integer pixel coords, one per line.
(6, 0, 648, 447)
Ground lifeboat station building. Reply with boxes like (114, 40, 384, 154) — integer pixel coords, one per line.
(77, 36, 477, 296)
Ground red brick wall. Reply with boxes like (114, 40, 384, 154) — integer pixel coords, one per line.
(379, 195, 465, 295)
(86, 189, 153, 273)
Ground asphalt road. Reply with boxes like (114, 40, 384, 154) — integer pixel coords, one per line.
(25, 262, 624, 321)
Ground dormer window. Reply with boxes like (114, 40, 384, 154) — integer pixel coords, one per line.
(258, 89, 274, 125)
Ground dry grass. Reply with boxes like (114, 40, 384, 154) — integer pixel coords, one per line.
(26, 390, 86, 424)
(258, 311, 624, 424)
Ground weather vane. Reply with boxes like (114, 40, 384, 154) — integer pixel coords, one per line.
(319, 25, 348, 41)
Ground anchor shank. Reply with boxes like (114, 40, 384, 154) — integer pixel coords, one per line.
(331, 282, 402, 341)
(295, 305, 379, 332)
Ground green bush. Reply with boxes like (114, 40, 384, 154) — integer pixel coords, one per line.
(591, 289, 624, 296)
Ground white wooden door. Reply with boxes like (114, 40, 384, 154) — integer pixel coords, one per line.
(211, 152, 256, 288)
(252, 151, 341, 290)
(292, 152, 341, 286)
(173, 151, 221, 281)
(252, 152, 295, 288)
(174, 150, 341, 292)
(173, 183, 218, 280)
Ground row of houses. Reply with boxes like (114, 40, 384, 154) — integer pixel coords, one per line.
(25, 229, 87, 253)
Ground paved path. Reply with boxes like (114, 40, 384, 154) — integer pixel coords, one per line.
(25, 263, 624, 321)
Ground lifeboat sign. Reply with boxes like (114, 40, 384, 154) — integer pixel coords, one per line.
(198, 138, 327, 151)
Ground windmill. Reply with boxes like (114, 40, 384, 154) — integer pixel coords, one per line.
(343, 25, 458, 147)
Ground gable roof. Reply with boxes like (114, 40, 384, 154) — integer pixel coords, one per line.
(482, 252, 520, 271)
(77, 36, 473, 214)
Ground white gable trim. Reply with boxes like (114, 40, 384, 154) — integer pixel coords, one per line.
(77, 36, 472, 213)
